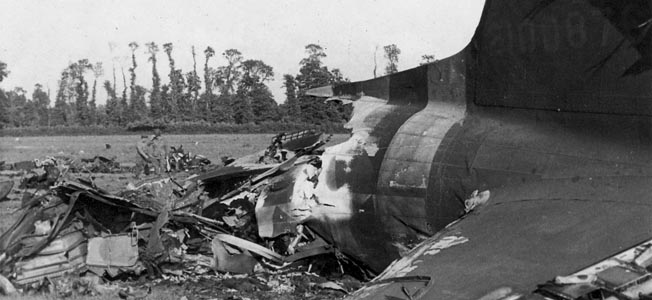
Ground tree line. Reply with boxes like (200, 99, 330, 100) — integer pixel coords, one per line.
(0, 43, 422, 131)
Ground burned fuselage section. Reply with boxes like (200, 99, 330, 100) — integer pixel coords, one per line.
(297, 58, 471, 272)
(274, 0, 652, 277)
(301, 0, 652, 299)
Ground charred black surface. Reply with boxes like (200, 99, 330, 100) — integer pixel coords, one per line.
(307, 0, 652, 296)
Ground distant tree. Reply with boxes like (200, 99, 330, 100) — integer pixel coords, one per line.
(187, 46, 201, 117)
(231, 93, 253, 124)
(163, 42, 182, 120)
(281, 74, 299, 118)
(163, 43, 176, 69)
(129, 85, 149, 123)
(383, 44, 401, 74)
(215, 49, 243, 96)
(128, 42, 139, 98)
(51, 60, 93, 126)
(128, 42, 147, 122)
(103, 80, 118, 125)
(420, 54, 436, 65)
(330, 68, 347, 84)
(0, 89, 9, 128)
(132, 85, 148, 122)
(198, 46, 215, 120)
(52, 69, 74, 126)
(9, 87, 27, 108)
(0, 62, 9, 127)
(118, 66, 128, 125)
(294, 44, 351, 123)
(95, 104, 108, 126)
(210, 48, 243, 123)
(146, 42, 163, 120)
(211, 94, 234, 123)
(249, 88, 279, 123)
(103, 59, 117, 127)
(180, 46, 201, 121)
(301, 44, 327, 66)
(170, 68, 187, 120)
(71, 59, 92, 125)
(236, 59, 277, 123)
(105, 42, 119, 125)
(203, 46, 215, 96)
(238, 60, 274, 94)
(7, 87, 28, 126)
(296, 44, 332, 91)
(111, 61, 117, 99)
(329, 68, 352, 122)
(90, 62, 103, 125)
(181, 71, 199, 121)
(160, 84, 169, 118)
(0, 61, 8, 82)
(49, 59, 92, 125)
(32, 83, 51, 126)
(22, 101, 40, 127)
(15, 86, 41, 127)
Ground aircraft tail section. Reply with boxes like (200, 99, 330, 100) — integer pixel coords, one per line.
(311, 0, 652, 117)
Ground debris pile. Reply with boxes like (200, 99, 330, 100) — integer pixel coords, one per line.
(168, 145, 211, 172)
(2, 155, 126, 175)
(535, 238, 652, 300)
(0, 130, 368, 298)
(73, 156, 124, 174)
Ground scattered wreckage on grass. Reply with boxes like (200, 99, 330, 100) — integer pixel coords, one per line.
(0, 129, 371, 297)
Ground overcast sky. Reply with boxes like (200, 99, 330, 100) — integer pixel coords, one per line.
(0, 0, 484, 105)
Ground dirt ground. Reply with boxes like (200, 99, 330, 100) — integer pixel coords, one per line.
(0, 133, 353, 300)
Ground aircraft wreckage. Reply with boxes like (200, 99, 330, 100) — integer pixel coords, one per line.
(1, 0, 652, 299)
(307, 0, 652, 299)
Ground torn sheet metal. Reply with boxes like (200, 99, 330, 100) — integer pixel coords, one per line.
(192, 164, 273, 184)
(348, 177, 652, 300)
(211, 236, 258, 274)
(14, 242, 87, 285)
(214, 233, 283, 263)
(0, 181, 12, 201)
(536, 237, 652, 299)
(304, 85, 333, 98)
(276, 130, 323, 152)
(21, 229, 85, 256)
(256, 163, 319, 238)
(86, 234, 139, 269)
(0, 274, 16, 295)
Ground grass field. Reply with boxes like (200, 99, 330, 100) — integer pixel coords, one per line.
(1, 134, 276, 165)
(0, 133, 350, 165)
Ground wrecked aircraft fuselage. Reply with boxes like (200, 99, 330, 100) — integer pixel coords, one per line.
(293, 0, 652, 297)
